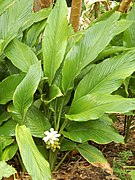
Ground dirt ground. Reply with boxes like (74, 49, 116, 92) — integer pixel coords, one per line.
(4, 115, 135, 180)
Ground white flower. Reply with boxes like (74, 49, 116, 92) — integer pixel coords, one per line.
(43, 127, 60, 143)
(43, 128, 61, 152)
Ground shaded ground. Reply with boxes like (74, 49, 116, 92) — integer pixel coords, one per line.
(4, 116, 135, 180)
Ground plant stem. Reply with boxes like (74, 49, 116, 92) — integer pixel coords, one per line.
(17, 152, 26, 172)
(54, 99, 58, 129)
(123, 166, 135, 169)
(124, 115, 132, 143)
(59, 119, 68, 134)
(56, 98, 65, 131)
(49, 149, 59, 171)
(124, 115, 127, 136)
(54, 151, 70, 172)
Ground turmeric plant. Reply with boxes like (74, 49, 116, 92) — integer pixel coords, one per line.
(1, 0, 135, 179)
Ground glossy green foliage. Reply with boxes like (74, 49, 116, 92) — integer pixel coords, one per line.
(5, 39, 38, 72)
(24, 20, 46, 47)
(0, 136, 14, 158)
(0, 137, 17, 175)
(22, 7, 52, 31)
(0, 73, 25, 104)
(73, 51, 135, 101)
(13, 62, 42, 120)
(0, 0, 15, 15)
(24, 106, 51, 138)
(1, 143, 18, 161)
(8, 104, 51, 137)
(16, 125, 51, 180)
(62, 12, 132, 93)
(0, 0, 33, 54)
(60, 139, 76, 151)
(77, 143, 107, 164)
(42, 0, 68, 84)
(124, 4, 135, 47)
(67, 94, 135, 121)
(0, 119, 17, 136)
(0, 111, 11, 125)
(76, 143, 113, 174)
(63, 119, 124, 144)
(0, 161, 16, 179)
(0, 0, 135, 177)
(95, 46, 134, 61)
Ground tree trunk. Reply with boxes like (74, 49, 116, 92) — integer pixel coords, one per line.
(118, 0, 132, 13)
(70, 0, 82, 32)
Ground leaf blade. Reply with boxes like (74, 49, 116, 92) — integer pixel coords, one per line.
(5, 39, 38, 72)
(24, 106, 51, 138)
(67, 94, 135, 121)
(77, 143, 113, 175)
(13, 62, 42, 120)
(0, 0, 33, 54)
(74, 51, 135, 101)
(62, 12, 120, 92)
(124, 4, 135, 47)
(0, 161, 16, 179)
(63, 120, 124, 144)
(16, 125, 51, 180)
(0, 73, 25, 104)
(42, 0, 68, 84)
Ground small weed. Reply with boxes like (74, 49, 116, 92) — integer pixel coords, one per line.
(113, 151, 133, 180)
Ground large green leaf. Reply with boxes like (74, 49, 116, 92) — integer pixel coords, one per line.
(25, 20, 46, 47)
(22, 7, 52, 31)
(13, 62, 42, 120)
(1, 143, 18, 161)
(42, 0, 68, 84)
(124, 4, 135, 47)
(5, 39, 38, 72)
(60, 139, 76, 151)
(66, 94, 135, 121)
(63, 120, 124, 144)
(0, 161, 16, 179)
(113, 20, 132, 36)
(24, 106, 51, 138)
(41, 85, 63, 104)
(73, 51, 135, 101)
(7, 103, 22, 124)
(77, 143, 107, 163)
(95, 46, 135, 62)
(0, 73, 25, 104)
(0, 0, 15, 15)
(0, 111, 11, 125)
(62, 13, 121, 93)
(77, 143, 113, 174)
(16, 125, 51, 180)
(0, 136, 14, 158)
(0, 119, 17, 136)
(0, 0, 33, 54)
